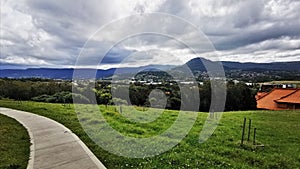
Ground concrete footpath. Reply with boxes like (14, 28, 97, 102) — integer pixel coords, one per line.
(0, 107, 106, 169)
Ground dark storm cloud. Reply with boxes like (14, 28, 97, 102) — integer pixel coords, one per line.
(215, 21, 300, 50)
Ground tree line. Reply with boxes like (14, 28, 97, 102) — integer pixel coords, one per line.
(0, 78, 257, 111)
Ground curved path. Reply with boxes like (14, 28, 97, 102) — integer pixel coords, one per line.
(0, 107, 106, 169)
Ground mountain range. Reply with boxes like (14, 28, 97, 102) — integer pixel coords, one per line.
(0, 65, 175, 80)
(185, 58, 300, 72)
(1, 58, 300, 79)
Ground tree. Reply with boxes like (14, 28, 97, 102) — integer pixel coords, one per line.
(226, 82, 257, 111)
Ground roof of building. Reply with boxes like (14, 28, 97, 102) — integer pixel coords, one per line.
(275, 89, 300, 104)
(256, 88, 298, 110)
(255, 92, 268, 100)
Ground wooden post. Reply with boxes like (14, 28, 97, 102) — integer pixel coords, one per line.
(247, 119, 252, 141)
(253, 128, 257, 145)
(241, 118, 247, 146)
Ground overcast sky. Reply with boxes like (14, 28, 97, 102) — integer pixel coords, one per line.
(1, 0, 300, 69)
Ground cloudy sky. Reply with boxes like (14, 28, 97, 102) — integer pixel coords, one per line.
(1, 0, 300, 69)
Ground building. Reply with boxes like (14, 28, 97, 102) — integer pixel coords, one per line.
(256, 88, 300, 110)
(259, 83, 297, 91)
(275, 89, 300, 110)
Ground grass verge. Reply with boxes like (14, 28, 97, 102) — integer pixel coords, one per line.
(0, 113, 30, 169)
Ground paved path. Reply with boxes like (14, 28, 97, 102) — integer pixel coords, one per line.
(0, 107, 106, 169)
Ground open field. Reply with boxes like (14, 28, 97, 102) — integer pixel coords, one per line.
(0, 113, 30, 169)
(0, 100, 299, 168)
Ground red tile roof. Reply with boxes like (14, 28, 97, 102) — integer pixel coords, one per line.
(275, 89, 300, 104)
(255, 92, 268, 100)
(256, 88, 297, 110)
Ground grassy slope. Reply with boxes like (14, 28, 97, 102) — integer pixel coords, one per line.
(0, 113, 30, 169)
(0, 100, 299, 169)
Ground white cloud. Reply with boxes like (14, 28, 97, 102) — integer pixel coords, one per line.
(0, 55, 51, 66)
(1, 0, 300, 68)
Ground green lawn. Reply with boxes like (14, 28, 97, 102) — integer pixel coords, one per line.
(0, 100, 299, 168)
(0, 113, 30, 169)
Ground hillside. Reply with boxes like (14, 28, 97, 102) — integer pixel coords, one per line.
(183, 58, 300, 72)
(0, 100, 299, 168)
(0, 65, 175, 80)
(222, 61, 300, 71)
(1, 58, 300, 80)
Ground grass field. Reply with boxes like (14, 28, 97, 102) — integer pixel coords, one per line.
(0, 100, 299, 168)
(0, 113, 30, 169)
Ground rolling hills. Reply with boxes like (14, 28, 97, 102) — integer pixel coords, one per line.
(1, 58, 300, 79)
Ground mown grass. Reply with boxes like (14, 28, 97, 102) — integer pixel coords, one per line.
(0, 99, 299, 168)
(0, 113, 30, 169)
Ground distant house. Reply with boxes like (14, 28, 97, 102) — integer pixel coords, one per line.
(256, 88, 300, 110)
(259, 83, 297, 92)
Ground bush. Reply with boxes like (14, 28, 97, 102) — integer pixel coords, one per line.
(31, 92, 90, 104)
(71, 93, 90, 104)
(31, 94, 51, 102)
(109, 98, 128, 105)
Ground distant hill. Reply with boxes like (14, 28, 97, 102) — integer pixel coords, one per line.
(0, 65, 175, 80)
(182, 58, 300, 72)
(1, 59, 300, 79)
(182, 58, 230, 71)
(0, 68, 116, 79)
(222, 61, 300, 71)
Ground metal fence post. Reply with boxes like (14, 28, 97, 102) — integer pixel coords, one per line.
(253, 128, 257, 145)
(247, 119, 252, 141)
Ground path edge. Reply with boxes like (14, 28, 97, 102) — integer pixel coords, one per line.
(0, 112, 34, 169)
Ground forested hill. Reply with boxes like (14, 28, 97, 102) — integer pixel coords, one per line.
(183, 58, 300, 72)
(0, 68, 116, 79)
(0, 65, 174, 80)
(221, 61, 300, 71)
(1, 58, 300, 79)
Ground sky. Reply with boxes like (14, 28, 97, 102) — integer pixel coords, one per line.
(1, 0, 300, 69)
